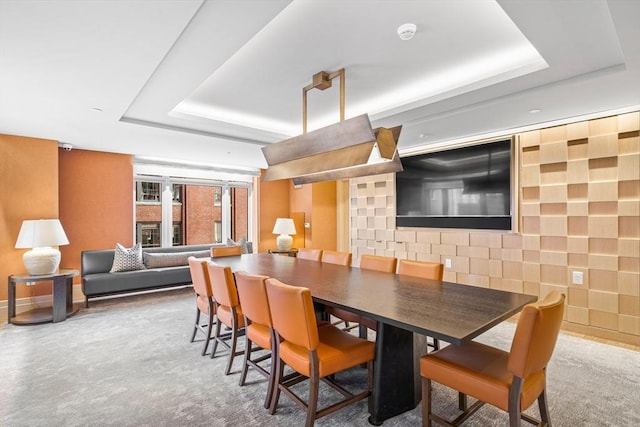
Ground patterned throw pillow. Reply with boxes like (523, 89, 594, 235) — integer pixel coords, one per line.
(227, 237, 250, 254)
(110, 243, 146, 272)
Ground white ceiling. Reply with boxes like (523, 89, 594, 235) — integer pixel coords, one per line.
(1, 0, 638, 173)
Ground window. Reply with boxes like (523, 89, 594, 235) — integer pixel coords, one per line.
(134, 177, 252, 248)
(172, 184, 182, 203)
(173, 223, 183, 246)
(136, 182, 160, 202)
(214, 186, 222, 206)
(214, 221, 222, 244)
(137, 222, 160, 248)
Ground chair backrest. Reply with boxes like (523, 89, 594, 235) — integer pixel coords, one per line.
(235, 271, 272, 328)
(397, 259, 443, 280)
(321, 250, 352, 266)
(188, 257, 212, 297)
(508, 291, 565, 378)
(211, 246, 242, 257)
(265, 278, 319, 351)
(360, 254, 397, 273)
(206, 262, 240, 308)
(297, 248, 323, 262)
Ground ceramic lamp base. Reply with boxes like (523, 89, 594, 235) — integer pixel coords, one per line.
(276, 234, 293, 251)
(23, 247, 61, 275)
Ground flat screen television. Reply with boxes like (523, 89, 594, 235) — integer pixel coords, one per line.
(396, 138, 513, 230)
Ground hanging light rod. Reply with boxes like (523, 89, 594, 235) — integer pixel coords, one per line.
(261, 69, 403, 185)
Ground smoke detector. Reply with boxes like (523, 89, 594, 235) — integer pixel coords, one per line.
(397, 23, 417, 41)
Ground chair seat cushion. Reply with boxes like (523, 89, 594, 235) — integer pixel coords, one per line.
(217, 305, 246, 329)
(247, 323, 271, 350)
(197, 295, 212, 314)
(420, 341, 545, 411)
(280, 324, 375, 377)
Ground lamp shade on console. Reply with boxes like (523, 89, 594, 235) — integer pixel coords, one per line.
(272, 218, 296, 251)
(15, 219, 69, 275)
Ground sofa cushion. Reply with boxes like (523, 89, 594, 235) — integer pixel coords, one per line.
(110, 243, 145, 272)
(143, 250, 210, 268)
(227, 237, 252, 254)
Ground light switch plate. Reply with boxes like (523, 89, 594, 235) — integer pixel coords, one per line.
(572, 271, 584, 285)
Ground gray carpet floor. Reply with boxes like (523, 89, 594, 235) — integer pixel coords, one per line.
(1, 287, 639, 426)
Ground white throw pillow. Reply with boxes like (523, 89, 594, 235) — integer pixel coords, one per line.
(227, 237, 249, 254)
(110, 243, 146, 272)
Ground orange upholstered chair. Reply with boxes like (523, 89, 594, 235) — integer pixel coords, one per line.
(420, 291, 565, 427)
(359, 254, 398, 274)
(320, 250, 352, 266)
(397, 259, 444, 281)
(188, 257, 217, 356)
(265, 278, 375, 426)
(320, 251, 359, 330)
(397, 259, 444, 350)
(297, 248, 323, 262)
(207, 262, 246, 375)
(234, 271, 277, 409)
(355, 254, 399, 337)
(211, 245, 242, 257)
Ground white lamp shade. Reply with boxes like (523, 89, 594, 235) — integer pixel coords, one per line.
(15, 219, 69, 275)
(273, 218, 296, 251)
(15, 219, 69, 248)
(272, 218, 296, 235)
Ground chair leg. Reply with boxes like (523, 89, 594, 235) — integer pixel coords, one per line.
(458, 392, 468, 411)
(191, 306, 201, 343)
(224, 321, 239, 375)
(367, 360, 374, 413)
(264, 330, 278, 410)
(306, 375, 320, 427)
(508, 376, 524, 427)
(210, 317, 223, 359)
(239, 334, 252, 387)
(202, 310, 215, 356)
(269, 352, 284, 415)
(358, 324, 368, 339)
(422, 378, 432, 427)
(431, 338, 440, 351)
(538, 389, 551, 427)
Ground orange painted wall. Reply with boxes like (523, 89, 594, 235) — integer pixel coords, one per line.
(311, 181, 337, 250)
(257, 173, 290, 252)
(290, 182, 312, 247)
(288, 180, 337, 250)
(58, 149, 133, 285)
(0, 134, 59, 300)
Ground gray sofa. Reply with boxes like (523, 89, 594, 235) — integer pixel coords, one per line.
(81, 244, 213, 307)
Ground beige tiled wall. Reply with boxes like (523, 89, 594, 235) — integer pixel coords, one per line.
(350, 112, 640, 346)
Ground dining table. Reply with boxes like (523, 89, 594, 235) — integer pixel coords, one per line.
(212, 253, 537, 425)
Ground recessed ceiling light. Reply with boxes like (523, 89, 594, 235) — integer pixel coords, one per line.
(529, 108, 541, 114)
(397, 23, 417, 41)
(419, 133, 430, 139)
(90, 107, 103, 112)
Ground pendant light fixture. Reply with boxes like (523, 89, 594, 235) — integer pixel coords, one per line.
(261, 69, 403, 184)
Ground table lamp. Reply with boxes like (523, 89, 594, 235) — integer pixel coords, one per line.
(15, 219, 70, 275)
(272, 218, 296, 251)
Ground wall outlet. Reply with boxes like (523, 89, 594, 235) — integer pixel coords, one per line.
(445, 258, 452, 268)
(572, 271, 584, 285)
(304, 222, 310, 228)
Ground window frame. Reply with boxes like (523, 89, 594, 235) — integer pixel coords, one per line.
(133, 175, 253, 248)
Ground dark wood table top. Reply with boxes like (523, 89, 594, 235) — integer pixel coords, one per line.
(213, 253, 537, 345)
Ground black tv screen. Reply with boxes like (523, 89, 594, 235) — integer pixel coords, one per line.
(396, 139, 512, 230)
